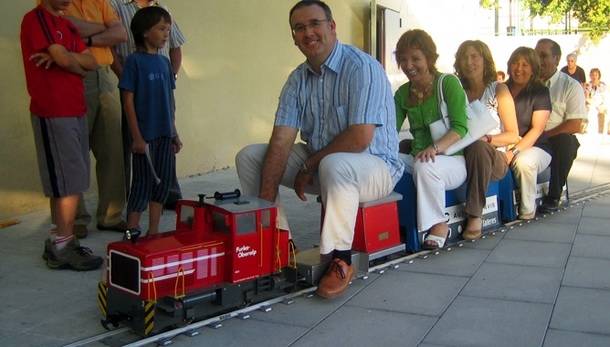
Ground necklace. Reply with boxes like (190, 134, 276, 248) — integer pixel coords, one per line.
(410, 78, 434, 104)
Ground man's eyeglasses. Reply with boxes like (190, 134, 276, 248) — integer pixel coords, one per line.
(291, 19, 329, 35)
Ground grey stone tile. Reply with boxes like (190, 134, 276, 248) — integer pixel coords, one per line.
(563, 256, 610, 289)
(0, 329, 67, 347)
(458, 231, 505, 250)
(572, 234, 610, 260)
(504, 221, 577, 243)
(292, 306, 436, 347)
(577, 216, 610, 236)
(397, 248, 489, 277)
(550, 287, 610, 335)
(424, 296, 552, 347)
(463, 263, 562, 304)
(543, 329, 610, 347)
(250, 274, 379, 328)
(487, 239, 571, 268)
(162, 317, 307, 347)
(582, 203, 610, 219)
(539, 206, 582, 225)
(348, 271, 468, 316)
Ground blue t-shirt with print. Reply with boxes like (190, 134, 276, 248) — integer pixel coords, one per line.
(119, 52, 175, 141)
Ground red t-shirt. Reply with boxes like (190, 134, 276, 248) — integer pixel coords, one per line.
(20, 6, 87, 117)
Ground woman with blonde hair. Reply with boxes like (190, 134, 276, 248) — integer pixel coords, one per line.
(394, 29, 468, 250)
(454, 40, 519, 239)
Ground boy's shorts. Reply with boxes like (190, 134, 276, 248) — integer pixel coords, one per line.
(31, 115, 90, 198)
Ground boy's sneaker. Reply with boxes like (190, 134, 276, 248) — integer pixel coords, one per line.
(46, 239, 103, 271)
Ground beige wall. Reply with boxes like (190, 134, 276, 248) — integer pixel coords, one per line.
(0, 0, 370, 219)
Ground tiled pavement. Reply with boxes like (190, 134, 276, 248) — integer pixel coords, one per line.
(1, 134, 610, 347)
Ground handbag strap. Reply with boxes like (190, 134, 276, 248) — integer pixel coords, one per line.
(436, 73, 450, 128)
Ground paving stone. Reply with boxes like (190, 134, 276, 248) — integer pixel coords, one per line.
(550, 287, 610, 335)
(543, 329, 610, 347)
(0, 329, 67, 347)
(396, 248, 489, 277)
(563, 257, 610, 289)
(458, 231, 505, 250)
(504, 221, 576, 243)
(292, 306, 436, 347)
(582, 203, 610, 219)
(487, 239, 571, 268)
(576, 217, 610, 236)
(423, 296, 552, 347)
(348, 271, 468, 316)
(250, 274, 379, 328)
(163, 317, 307, 347)
(571, 234, 610, 260)
(540, 206, 582, 225)
(463, 263, 562, 304)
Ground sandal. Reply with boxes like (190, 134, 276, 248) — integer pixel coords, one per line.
(422, 233, 448, 250)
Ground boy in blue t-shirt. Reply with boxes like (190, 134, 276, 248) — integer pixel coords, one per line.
(119, 6, 182, 235)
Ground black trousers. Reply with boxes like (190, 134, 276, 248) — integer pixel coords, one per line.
(548, 133, 580, 199)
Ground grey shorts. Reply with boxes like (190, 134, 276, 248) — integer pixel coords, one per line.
(31, 115, 90, 197)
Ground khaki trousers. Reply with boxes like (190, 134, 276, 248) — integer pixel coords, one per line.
(76, 67, 126, 226)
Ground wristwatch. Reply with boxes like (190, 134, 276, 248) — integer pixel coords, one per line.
(300, 162, 313, 175)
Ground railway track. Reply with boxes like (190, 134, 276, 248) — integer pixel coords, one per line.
(62, 183, 610, 347)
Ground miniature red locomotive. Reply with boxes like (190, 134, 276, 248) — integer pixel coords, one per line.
(98, 191, 293, 336)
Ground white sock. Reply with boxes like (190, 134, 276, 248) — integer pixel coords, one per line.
(51, 234, 74, 251)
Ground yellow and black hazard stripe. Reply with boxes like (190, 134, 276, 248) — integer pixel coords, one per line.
(97, 281, 108, 317)
(143, 301, 155, 336)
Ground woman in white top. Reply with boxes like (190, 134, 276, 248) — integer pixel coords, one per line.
(454, 40, 520, 240)
(585, 68, 608, 134)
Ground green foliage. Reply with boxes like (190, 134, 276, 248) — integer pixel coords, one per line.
(522, 0, 610, 41)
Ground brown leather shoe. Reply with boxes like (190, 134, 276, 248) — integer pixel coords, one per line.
(316, 258, 353, 299)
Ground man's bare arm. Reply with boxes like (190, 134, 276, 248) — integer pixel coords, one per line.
(65, 16, 127, 46)
(46, 44, 98, 75)
(63, 15, 106, 37)
(259, 126, 298, 202)
(169, 47, 182, 75)
(303, 124, 375, 171)
(544, 119, 583, 138)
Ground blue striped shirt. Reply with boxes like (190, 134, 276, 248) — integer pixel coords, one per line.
(275, 42, 404, 183)
(109, 0, 186, 65)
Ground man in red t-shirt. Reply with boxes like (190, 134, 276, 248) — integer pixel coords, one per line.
(21, 0, 103, 271)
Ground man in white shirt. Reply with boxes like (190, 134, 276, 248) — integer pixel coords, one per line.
(535, 38, 586, 213)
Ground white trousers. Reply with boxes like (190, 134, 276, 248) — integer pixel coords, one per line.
(511, 146, 552, 215)
(400, 154, 467, 232)
(235, 143, 395, 254)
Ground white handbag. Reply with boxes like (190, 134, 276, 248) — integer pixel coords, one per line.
(429, 74, 499, 155)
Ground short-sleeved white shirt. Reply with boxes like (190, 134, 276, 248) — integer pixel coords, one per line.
(545, 70, 586, 131)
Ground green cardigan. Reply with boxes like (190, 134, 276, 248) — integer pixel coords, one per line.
(394, 73, 468, 155)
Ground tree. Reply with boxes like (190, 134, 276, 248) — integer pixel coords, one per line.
(481, 0, 610, 41)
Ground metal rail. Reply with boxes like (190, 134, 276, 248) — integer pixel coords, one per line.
(62, 184, 610, 347)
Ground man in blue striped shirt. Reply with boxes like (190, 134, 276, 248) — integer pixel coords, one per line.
(236, 0, 403, 299)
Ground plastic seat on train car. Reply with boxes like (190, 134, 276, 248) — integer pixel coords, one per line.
(497, 166, 569, 223)
(318, 192, 403, 254)
(395, 173, 502, 252)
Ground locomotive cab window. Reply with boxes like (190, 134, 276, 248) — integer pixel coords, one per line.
(261, 209, 271, 228)
(179, 205, 195, 228)
(236, 212, 256, 235)
(212, 211, 230, 234)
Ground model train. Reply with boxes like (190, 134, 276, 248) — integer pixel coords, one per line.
(97, 167, 560, 337)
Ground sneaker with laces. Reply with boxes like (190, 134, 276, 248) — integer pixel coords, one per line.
(46, 239, 103, 271)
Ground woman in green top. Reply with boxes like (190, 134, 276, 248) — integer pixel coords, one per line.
(394, 29, 468, 250)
